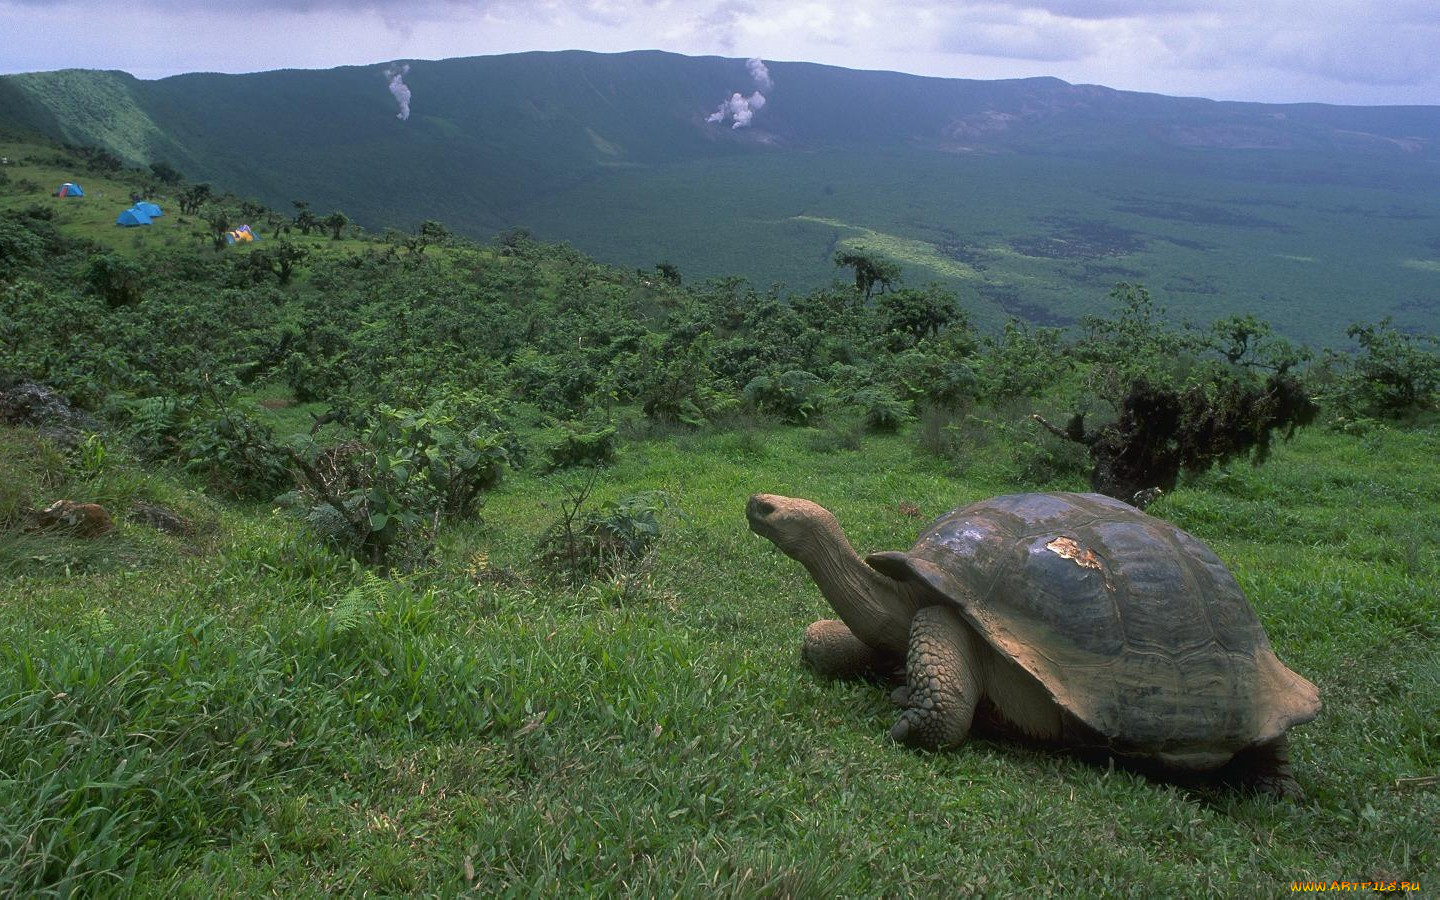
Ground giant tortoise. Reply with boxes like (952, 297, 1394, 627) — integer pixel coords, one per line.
(746, 491, 1320, 797)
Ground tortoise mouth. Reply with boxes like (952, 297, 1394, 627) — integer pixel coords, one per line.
(746, 494, 780, 537)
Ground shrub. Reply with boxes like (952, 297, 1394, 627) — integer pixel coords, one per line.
(283, 399, 512, 569)
(849, 385, 913, 433)
(535, 476, 674, 587)
(543, 419, 618, 471)
(1035, 371, 1318, 503)
(743, 370, 827, 425)
(635, 341, 724, 428)
(1328, 318, 1439, 420)
(182, 404, 297, 499)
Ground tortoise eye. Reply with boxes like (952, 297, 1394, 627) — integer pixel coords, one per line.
(749, 497, 776, 516)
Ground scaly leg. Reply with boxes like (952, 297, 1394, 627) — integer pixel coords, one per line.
(890, 605, 982, 750)
(801, 619, 895, 680)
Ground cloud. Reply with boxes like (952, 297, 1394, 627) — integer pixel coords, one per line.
(690, 1, 756, 53)
(983, 0, 1210, 21)
(934, 9, 1102, 63)
(2, 0, 1438, 104)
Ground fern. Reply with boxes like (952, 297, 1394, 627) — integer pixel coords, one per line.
(327, 572, 385, 637)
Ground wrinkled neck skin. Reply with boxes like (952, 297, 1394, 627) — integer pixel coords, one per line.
(790, 520, 926, 655)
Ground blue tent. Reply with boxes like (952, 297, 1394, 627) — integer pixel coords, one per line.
(134, 200, 163, 217)
(57, 182, 85, 197)
(115, 207, 152, 227)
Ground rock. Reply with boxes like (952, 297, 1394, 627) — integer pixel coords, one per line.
(128, 501, 193, 536)
(0, 381, 97, 449)
(30, 500, 115, 537)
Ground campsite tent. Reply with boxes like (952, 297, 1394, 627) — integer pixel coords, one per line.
(115, 207, 152, 227)
(134, 201, 163, 218)
(226, 224, 256, 244)
(56, 182, 85, 197)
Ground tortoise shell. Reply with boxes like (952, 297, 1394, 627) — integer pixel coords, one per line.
(868, 492, 1320, 765)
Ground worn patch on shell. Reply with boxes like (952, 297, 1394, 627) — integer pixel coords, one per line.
(1046, 536, 1104, 571)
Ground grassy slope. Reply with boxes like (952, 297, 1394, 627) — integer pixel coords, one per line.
(0, 138, 194, 251)
(2, 414, 1435, 894)
(0, 139, 379, 268)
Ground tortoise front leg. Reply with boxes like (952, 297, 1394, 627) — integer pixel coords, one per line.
(802, 619, 896, 680)
(1229, 736, 1306, 801)
(890, 605, 982, 750)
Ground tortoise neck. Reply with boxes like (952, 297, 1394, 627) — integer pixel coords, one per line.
(798, 522, 920, 654)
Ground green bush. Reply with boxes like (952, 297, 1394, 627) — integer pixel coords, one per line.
(543, 419, 618, 470)
(849, 385, 913, 433)
(743, 370, 827, 425)
(535, 480, 674, 586)
(283, 399, 512, 569)
(181, 404, 296, 500)
(1328, 318, 1440, 420)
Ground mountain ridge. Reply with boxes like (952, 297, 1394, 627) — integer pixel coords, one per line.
(2, 50, 1437, 344)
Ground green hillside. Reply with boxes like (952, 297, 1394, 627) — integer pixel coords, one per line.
(2, 133, 1437, 895)
(2, 51, 1438, 344)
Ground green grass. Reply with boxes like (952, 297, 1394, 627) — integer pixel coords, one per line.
(1, 416, 1435, 895)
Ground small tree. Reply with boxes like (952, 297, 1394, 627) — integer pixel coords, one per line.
(177, 182, 212, 216)
(1331, 318, 1440, 419)
(1208, 313, 1309, 374)
(834, 248, 901, 303)
(1035, 372, 1317, 504)
(292, 200, 319, 236)
(272, 239, 309, 285)
(404, 219, 450, 260)
(325, 211, 350, 240)
(878, 285, 961, 344)
(149, 161, 183, 185)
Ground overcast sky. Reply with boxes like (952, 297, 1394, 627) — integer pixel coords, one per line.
(2, 0, 1436, 107)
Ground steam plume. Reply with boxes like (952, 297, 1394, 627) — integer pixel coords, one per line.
(386, 64, 412, 121)
(705, 58, 772, 130)
(706, 92, 766, 129)
(746, 58, 773, 91)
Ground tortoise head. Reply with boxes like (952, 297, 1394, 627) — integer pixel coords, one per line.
(746, 493, 843, 562)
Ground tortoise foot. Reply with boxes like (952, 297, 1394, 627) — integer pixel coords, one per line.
(890, 606, 980, 751)
(1228, 738, 1306, 802)
(802, 619, 894, 681)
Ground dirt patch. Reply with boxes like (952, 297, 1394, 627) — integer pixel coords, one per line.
(1113, 197, 1289, 231)
(1155, 235, 1211, 251)
(1010, 217, 1146, 260)
(1079, 262, 1145, 285)
(1392, 295, 1440, 313)
(1162, 275, 1220, 296)
(977, 285, 1075, 327)
(1324, 205, 1434, 222)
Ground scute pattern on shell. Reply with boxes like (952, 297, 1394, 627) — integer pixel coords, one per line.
(881, 492, 1319, 763)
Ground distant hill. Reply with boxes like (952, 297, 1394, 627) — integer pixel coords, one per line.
(3, 50, 1438, 344)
